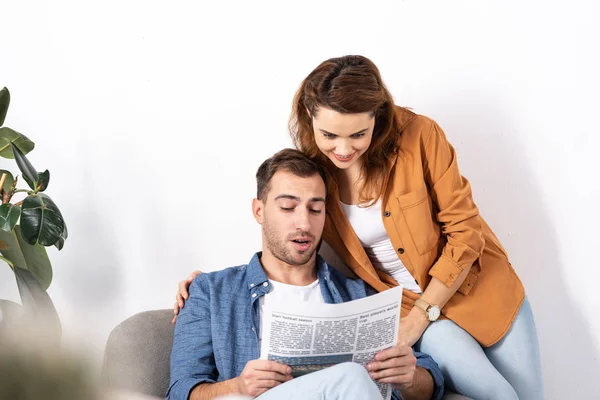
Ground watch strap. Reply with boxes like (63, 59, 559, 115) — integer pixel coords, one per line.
(414, 298, 431, 313)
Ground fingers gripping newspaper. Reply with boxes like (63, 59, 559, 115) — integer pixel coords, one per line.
(260, 286, 403, 400)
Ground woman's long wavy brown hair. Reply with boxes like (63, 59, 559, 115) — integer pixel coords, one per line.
(289, 55, 400, 205)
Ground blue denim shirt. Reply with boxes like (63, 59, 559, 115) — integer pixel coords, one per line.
(168, 253, 444, 400)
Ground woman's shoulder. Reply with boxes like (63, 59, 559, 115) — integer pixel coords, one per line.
(393, 105, 436, 133)
(393, 105, 439, 150)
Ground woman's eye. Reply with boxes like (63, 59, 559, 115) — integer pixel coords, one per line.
(323, 133, 336, 139)
(351, 133, 365, 138)
(309, 209, 322, 214)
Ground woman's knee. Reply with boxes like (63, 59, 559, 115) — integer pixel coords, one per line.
(439, 362, 517, 400)
(418, 320, 519, 399)
(479, 378, 519, 400)
(485, 297, 544, 399)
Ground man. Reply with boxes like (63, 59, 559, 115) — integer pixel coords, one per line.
(168, 149, 444, 400)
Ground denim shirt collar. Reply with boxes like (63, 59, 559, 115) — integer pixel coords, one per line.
(245, 252, 335, 304)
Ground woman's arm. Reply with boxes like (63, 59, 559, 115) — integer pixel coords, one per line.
(400, 270, 471, 345)
(400, 120, 485, 345)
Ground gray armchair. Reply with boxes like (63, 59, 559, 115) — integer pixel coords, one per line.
(102, 310, 174, 397)
(102, 310, 470, 399)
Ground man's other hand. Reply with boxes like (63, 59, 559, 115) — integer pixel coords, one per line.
(366, 344, 417, 389)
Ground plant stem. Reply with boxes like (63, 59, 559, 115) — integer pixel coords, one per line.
(10, 188, 29, 206)
(0, 255, 15, 270)
(4, 176, 18, 204)
(0, 173, 6, 204)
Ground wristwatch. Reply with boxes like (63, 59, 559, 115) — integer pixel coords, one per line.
(414, 299, 441, 321)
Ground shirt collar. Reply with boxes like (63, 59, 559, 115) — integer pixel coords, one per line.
(246, 252, 269, 290)
(245, 251, 331, 290)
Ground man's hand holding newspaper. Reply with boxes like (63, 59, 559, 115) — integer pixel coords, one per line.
(366, 343, 417, 390)
(235, 360, 293, 397)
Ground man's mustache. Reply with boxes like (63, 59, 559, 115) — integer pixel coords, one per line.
(288, 232, 316, 241)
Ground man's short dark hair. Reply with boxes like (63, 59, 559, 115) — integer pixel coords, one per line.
(256, 149, 328, 201)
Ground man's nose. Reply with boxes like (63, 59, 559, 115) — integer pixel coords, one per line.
(295, 209, 311, 231)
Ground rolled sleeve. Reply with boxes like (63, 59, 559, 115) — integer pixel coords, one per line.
(428, 255, 463, 287)
(167, 275, 216, 399)
(414, 350, 445, 400)
(167, 377, 214, 400)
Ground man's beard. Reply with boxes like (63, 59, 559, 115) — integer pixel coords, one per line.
(263, 217, 317, 266)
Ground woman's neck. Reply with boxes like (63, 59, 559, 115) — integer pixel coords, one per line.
(336, 160, 364, 205)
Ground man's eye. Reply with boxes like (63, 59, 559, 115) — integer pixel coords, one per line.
(281, 207, 294, 212)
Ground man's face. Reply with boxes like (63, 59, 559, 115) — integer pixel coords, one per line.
(255, 170, 326, 267)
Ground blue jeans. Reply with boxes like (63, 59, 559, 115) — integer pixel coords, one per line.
(215, 362, 381, 400)
(415, 297, 543, 400)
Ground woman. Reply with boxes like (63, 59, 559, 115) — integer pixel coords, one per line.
(173, 55, 543, 399)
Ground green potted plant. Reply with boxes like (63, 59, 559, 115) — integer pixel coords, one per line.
(0, 87, 67, 341)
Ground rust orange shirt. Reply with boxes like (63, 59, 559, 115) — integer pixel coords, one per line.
(322, 106, 524, 347)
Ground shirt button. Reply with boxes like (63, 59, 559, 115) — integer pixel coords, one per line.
(263, 282, 268, 287)
(249, 283, 255, 288)
(397, 248, 405, 254)
(251, 293, 257, 298)
(252, 327, 255, 331)
(384, 211, 391, 217)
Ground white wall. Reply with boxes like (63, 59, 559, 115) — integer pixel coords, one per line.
(1, 1, 598, 397)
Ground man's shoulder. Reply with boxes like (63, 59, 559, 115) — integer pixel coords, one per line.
(192, 264, 249, 291)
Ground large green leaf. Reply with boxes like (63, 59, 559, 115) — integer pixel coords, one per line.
(20, 193, 65, 246)
(0, 227, 52, 290)
(0, 127, 35, 159)
(0, 87, 9, 127)
(11, 144, 38, 190)
(14, 225, 52, 289)
(0, 169, 15, 193)
(13, 266, 61, 342)
(0, 204, 21, 232)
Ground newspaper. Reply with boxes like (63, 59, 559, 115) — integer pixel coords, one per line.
(260, 286, 403, 400)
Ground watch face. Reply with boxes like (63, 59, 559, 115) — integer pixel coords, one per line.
(428, 306, 441, 321)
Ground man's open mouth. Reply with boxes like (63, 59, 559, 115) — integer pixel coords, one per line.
(292, 239, 310, 244)
(290, 238, 312, 251)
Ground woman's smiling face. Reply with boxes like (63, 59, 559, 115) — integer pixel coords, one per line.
(311, 107, 375, 170)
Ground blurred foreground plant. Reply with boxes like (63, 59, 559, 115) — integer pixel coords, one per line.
(0, 87, 67, 343)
